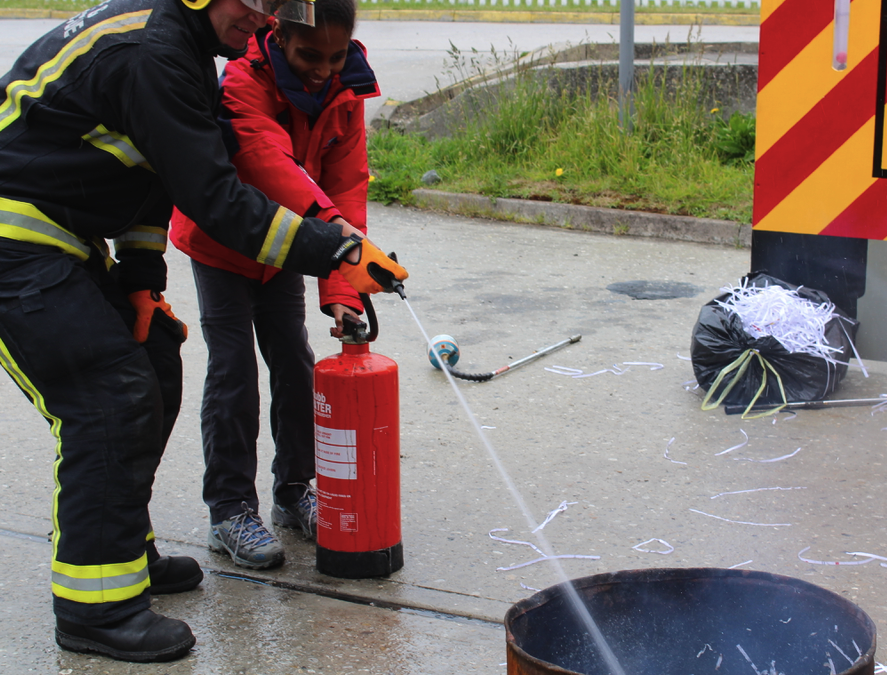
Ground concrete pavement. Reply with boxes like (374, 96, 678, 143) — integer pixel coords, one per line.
(1, 201, 887, 673)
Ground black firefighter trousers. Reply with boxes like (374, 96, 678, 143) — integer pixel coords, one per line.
(0, 240, 184, 625)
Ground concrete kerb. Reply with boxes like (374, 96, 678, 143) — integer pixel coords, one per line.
(411, 188, 751, 248)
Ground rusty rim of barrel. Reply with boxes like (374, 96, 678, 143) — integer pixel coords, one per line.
(504, 567, 877, 675)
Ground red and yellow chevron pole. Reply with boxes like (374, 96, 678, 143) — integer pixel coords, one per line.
(754, 0, 887, 239)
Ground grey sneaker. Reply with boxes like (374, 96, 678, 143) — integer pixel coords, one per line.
(208, 502, 284, 569)
(271, 484, 317, 540)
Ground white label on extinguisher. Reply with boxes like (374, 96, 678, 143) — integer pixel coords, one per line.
(315, 425, 357, 480)
(316, 440, 356, 463)
(317, 458, 357, 479)
(315, 427, 355, 446)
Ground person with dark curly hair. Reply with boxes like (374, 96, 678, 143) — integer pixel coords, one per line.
(171, 0, 380, 570)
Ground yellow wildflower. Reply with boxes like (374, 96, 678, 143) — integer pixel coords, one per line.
(555, 168, 564, 177)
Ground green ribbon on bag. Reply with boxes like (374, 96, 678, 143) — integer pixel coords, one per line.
(701, 348, 788, 419)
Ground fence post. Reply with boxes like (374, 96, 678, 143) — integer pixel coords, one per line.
(619, 0, 634, 132)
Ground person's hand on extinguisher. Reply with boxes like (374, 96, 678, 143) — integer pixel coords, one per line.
(127, 290, 189, 343)
(328, 303, 362, 339)
(332, 223, 408, 295)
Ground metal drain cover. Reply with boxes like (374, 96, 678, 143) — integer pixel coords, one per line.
(607, 280, 703, 300)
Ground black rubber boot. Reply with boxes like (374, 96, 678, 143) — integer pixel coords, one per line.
(148, 555, 204, 595)
(55, 608, 195, 663)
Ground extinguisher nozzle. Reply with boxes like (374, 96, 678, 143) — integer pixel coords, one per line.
(392, 280, 407, 300)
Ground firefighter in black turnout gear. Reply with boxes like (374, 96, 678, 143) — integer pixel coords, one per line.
(0, 0, 407, 663)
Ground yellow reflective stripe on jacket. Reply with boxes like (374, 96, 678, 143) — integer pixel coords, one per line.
(52, 553, 150, 603)
(91, 236, 116, 271)
(257, 207, 301, 268)
(0, 10, 151, 133)
(114, 225, 167, 253)
(83, 124, 154, 171)
(0, 197, 91, 260)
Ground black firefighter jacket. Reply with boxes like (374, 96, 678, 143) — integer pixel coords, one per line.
(0, 0, 342, 293)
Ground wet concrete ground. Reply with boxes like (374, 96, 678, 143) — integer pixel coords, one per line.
(1, 202, 886, 673)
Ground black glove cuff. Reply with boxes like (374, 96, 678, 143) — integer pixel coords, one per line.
(330, 234, 363, 269)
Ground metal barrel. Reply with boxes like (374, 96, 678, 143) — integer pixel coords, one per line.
(506, 568, 876, 675)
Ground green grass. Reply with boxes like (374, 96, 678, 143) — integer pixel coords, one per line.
(368, 53, 754, 224)
(0, 0, 95, 9)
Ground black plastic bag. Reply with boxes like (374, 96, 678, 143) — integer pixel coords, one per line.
(690, 272, 859, 412)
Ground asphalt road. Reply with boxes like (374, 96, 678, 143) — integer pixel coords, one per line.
(0, 18, 760, 124)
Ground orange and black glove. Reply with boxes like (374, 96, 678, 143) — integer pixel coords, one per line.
(332, 234, 408, 295)
(127, 290, 188, 344)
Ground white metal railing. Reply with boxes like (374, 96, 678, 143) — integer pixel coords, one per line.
(359, 0, 760, 8)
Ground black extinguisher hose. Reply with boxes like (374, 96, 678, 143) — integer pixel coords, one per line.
(444, 364, 496, 382)
(359, 293, 378, 343)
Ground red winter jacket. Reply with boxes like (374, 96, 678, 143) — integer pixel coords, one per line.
(170, 23, 380, 312)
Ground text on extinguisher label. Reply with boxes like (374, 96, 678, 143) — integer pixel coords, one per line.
(314, 424, 357, 480)
(314, 392, 332, 418)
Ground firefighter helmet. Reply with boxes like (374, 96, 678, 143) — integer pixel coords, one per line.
(181, 0, 315, 26)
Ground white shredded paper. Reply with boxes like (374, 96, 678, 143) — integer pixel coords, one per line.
(734, 447, 802, 463)
(573, 364, 630, 379)
(710, 486, 806, 500)
(716, 280, 842, 359)
(845, 551, 887, 563)
(545, 365, 583, 376)
(828, 639, 855, 666)
(532, 500, 577, 533)
(546, 361, 663, 377)
(623, 361, 664, 370)
(663, 437, 687, 465)
(632, 538, 674, 555)
(690, 509, 791, 527)
(715, 429, 748, 456)
(488, 528, 599, 571)
(773, 411, 798, 424)
(797, 547, 877, 566)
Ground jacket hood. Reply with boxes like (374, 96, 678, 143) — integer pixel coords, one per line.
(253, 24, 379, 118)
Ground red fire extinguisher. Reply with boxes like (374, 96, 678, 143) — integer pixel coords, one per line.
(313, 292, 404, 578)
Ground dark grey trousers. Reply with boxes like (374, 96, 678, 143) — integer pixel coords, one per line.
(192, 260, 315, 524)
